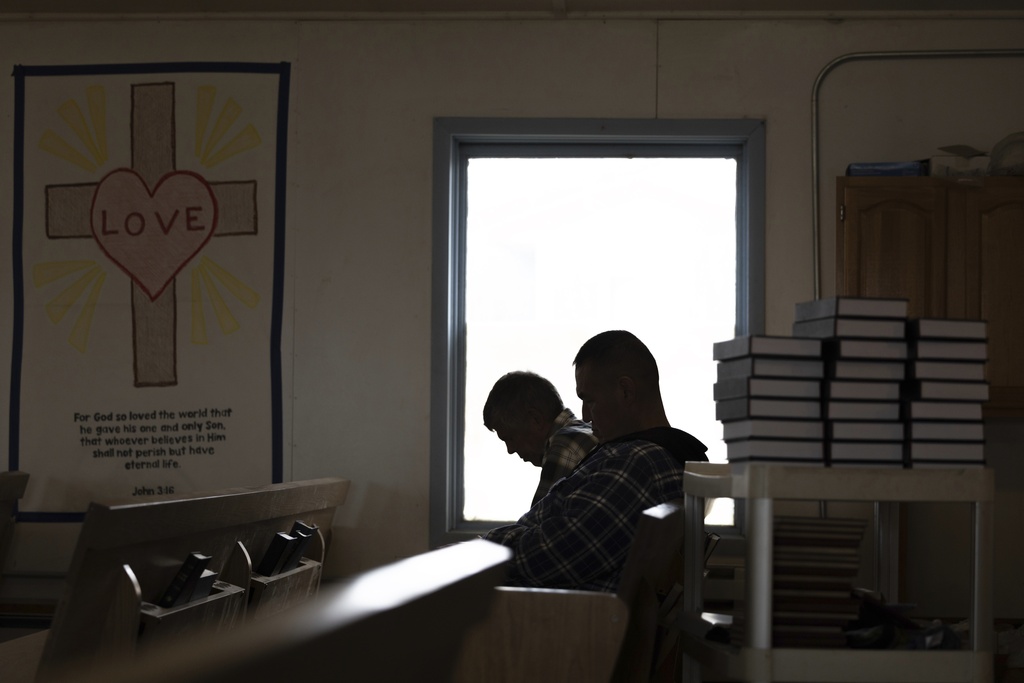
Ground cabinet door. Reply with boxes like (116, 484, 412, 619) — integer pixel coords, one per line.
(836, 178, 948, 319)
(963, 180, 1024, 414)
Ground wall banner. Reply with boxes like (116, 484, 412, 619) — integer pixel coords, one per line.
(10, 62, 290, 520)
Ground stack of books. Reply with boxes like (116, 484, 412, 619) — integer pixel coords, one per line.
(712, 335, 824, 465)
(712, 297, 988, 469)
(792, 297, 910, 467)
(731, 516, 866, 648)
(905, 318, 988, 467)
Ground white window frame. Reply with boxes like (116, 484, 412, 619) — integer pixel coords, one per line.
(429, 118, 765, 547)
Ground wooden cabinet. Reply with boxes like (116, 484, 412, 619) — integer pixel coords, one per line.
(837, 177, 1024, 416)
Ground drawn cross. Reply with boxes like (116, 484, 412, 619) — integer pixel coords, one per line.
(44, 82, 258, 387)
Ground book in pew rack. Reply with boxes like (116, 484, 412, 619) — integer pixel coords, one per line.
(190, 569, 219, 601)
(158, 551, 213, 608)
(280, 520, 319, 573)
(257, 520, 320, 576)
(256, 532, 299, 577)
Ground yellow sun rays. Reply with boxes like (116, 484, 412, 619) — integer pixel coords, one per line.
(38, 85, 109, 172)
(189, 256, 261, 345)
(32, 261, 106, 353)
(195, 85, 262, 168)
(36, 256, 261, 352)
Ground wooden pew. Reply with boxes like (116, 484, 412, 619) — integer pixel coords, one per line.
(0, 477, 349, 683)
(46, 539, 512, 683)
(452, 499, 688, 683)
(0, 471, 30, 572)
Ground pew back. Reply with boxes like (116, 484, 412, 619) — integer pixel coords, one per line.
(453, 498, 688, 683)
(0, 471, 30, 572)
(49, 539, 512, 683)
(37, 477, 349, 680)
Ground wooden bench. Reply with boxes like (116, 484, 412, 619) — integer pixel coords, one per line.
(0, 477, 349, 683)
(45, 539, 512, 683)
(452, 499, 689, 683)
(0, 471, 30, 573)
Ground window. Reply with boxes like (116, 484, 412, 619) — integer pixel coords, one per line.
(430, 119, 765, 547)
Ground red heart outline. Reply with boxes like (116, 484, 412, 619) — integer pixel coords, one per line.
(90, 168, 219, 301)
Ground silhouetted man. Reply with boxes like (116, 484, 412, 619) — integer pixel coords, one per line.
(485, 330, 708, 591)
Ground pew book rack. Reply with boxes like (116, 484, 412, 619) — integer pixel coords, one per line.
(679, 462, 994, 683)
(0, 477, 349, 683)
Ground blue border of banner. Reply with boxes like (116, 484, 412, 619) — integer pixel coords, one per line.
(10, 61, 289, 522)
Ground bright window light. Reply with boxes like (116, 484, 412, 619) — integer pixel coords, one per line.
(462, 157, 736, 525)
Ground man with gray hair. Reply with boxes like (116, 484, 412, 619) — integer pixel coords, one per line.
(483, 371, 598, 507)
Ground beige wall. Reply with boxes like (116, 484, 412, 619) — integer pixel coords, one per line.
(1, 15, 1023, 617)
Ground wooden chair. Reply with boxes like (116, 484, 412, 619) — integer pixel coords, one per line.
(452, 499, 688, 683)
(44, 539, 512, 683)
(0, 471, 30, 572)
(0, 477, 349, 683)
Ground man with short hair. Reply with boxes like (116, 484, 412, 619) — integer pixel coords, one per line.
(483, 371, 598, 507)
(484, 330, 708, 592)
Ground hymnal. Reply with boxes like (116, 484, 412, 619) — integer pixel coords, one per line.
(826, 401, 901, 421)
(908, 421, 984, 442)
(794, 296, 908, 321)
(829, 441, 904, 463)
(828, 360, 906, 381)
(726, 438, 824, 461)
(912, 340, 988, 362)
(280, 520, 319, 572)
(909, 441, 985, 462)
(717, 356, 825, 380)
(713, 335, 822, 361)
(909, 318, 987, 340)
(723, 419, 823, 442)
(909, 360, 985, 382)
(189, 569, 219, 601)
(827, 339, 908, 360)
(911, 380, 989, 402)
(792, 317, 906, 340)
(904, 401, 983, 421)
(825, 380, 901, 401)
(713, 377, 821, 401)
(716, 397, 821, 421)
(829, 421, 904, 442)
(158, 551, 213, 608)
(256, 532, 298, 577)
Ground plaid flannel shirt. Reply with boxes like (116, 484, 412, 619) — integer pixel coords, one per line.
(485, 427, 707, 592)
(532, 409, 599, 506)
